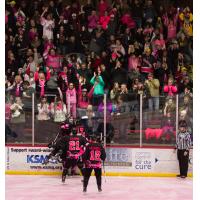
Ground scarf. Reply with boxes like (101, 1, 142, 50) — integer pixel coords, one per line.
(39, 80, 45, 97)
(15, 84, 20, 97)
(56, 103, 63, 111)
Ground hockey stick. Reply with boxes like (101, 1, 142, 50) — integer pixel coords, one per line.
(48, 131, 60, 148)
(103, 161, 106, 183)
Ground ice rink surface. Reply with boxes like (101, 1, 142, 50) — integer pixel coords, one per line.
(6, 175, 192, 200)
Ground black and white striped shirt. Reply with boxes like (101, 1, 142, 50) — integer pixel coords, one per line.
(176, 131, 192, 150)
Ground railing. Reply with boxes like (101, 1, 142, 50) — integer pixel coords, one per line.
(5, 91, 193, 147)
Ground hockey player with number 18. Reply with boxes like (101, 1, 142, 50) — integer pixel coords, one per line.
(82, 135, 106, 192)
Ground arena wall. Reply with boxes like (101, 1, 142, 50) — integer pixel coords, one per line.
(5, 145, 193, 177)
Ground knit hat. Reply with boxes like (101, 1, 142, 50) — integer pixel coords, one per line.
(8, 1, 16, 5)
(144, 47, 151, 53)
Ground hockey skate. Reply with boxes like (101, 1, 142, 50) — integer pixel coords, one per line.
(62, 175, 66, 183)
(83, 187, 87, 192)
(98, 187, 102, 192)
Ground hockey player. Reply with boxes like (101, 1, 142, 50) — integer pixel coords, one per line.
(47, 119, 73, 149)
(64, 126, 88, 182)
(77, 124, 89, 139)
(46, 125, 87, 183)
(82, 135, 106, 192)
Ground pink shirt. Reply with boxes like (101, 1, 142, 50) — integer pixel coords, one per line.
(88, 15, 99, 29)
(98, 1, 109, 16)
(46, 55, 60, 69)
(163, 85, 178, 96)
(163, 14, 178, 39)
(5, 103, 11, 121)
(167, 23, 177, 39)
(66, 88, 77, 104)
(128, 56, 140, 71)
(29, 30, 37, 41)
(99, 16, 110, 30)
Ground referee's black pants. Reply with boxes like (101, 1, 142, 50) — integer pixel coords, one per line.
(83, 168, 102, 189)
(177, 149, 189, 176)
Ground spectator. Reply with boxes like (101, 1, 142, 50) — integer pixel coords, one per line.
(179, 95, 192, 121)
(11, 75, 23, 97)
(46, 67, 58, 101)
(50, 96, 68, 123)
(22, 80, 35, 110)
(178, 76, 193, 94)
(167, 39, 179, 78)
(107, 14, 117, 36)
(23, 55, 37, 75)
(153, 50, 168, 91)
(90, 71, 105, 106)
(111, 60, 128, 85)
(179, 7, 193, 37)
(10, 96, 25, 124)
(114, 39, 126, 56)
(128, 52, 140, 72)
(83, 0, 95, 20)
(144, 73, 160, 111)
(40, 8, 55, 40)
(110, 82, 120, 102)
(163, 97, 176, 117)
(120, 83, 129, 102)
(163, 77, 178, 97)
(5, 95, 13, 123)
(37, 96, 50, 121)
(83, 104, 96, 134)
(28, 71, 36, 89)
(98, 0, 109, 17)
(129, 0, 143, 28)
(69, 13, 81, 32)
(163, 9, 178, 40)
(143, 0, 157, 22)
(66, 82, 77, 119)
(121, 13, 136, 31)
(35, 72, 47, 99)
(130, 79, 147, 101)
(87, 10, 99, 32)
(99, 11, 110, 30)
(43, 48, 61, 72)
(112, 94, 124, 116)
(57, 65, 69, 102)
(161, 111, 175, 143)
(77, 62, 92, 83)
(77, 86, 94, 118)
(140, 48, 156, 80)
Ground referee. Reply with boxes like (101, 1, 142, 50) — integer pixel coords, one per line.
(175, 120, 192, 178)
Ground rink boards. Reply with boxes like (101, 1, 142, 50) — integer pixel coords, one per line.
(5, 145, 193, 177)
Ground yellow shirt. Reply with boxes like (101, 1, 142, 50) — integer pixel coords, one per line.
(145, 79, 160, 97)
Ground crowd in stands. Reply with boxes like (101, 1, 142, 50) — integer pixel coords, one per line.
(5, 0, 193, 144)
